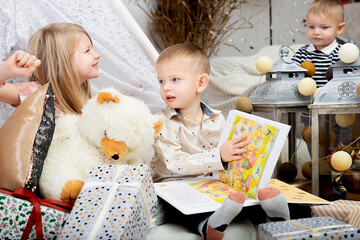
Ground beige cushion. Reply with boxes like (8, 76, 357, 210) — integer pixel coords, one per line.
(0, 83, 55, 192)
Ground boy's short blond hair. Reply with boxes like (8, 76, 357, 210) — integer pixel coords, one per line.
(308, 0, 344, 23)
(157, 42, 210, 75)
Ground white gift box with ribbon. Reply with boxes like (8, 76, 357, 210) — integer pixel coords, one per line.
(60, 164, 158, 240)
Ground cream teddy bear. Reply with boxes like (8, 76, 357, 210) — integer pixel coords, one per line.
(39, 88, 162, 203)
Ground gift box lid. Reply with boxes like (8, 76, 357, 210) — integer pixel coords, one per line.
(259, 216, 360, 240)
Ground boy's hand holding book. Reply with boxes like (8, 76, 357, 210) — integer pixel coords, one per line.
(220, 135, 250, 162)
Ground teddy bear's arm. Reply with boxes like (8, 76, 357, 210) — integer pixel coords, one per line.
(60, 180, 84, 204)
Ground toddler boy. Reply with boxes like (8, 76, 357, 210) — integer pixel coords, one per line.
(151, 43, 290, 240)
(292, 0, 346, 87)
(292, 0, 350, 149)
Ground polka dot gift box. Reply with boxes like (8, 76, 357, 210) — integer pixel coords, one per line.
(60, 164, 158, 240)
(258, 216, 360, 240)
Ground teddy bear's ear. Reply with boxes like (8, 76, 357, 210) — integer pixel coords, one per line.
(153, 118, 163, 134)
(97, 92, 120, 104)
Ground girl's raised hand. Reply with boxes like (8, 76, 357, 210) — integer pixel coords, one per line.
(2, 50, 41, 80)
(220, 135, 250, 162)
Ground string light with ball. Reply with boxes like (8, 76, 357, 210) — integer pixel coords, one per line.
(335, 114, 356, 128)
(298, 77, 317, 96)
(338, 43, 360, 64)
(300, 61, 316, 77)
(330, 151, 353, 172)
(256, 56, 273, 74)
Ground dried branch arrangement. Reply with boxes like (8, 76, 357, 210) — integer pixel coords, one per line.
(137, 0, 257, 57)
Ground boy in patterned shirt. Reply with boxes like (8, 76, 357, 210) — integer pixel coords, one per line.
(151, 42, 290, 240)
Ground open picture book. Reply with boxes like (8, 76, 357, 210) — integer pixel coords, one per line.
(154, 110, 328, 215)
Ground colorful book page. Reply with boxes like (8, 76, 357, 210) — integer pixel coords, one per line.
(268, 179, 330, 204)
(219, 115, 279, 199)
(188, 178, 330, 205)
(188, 180, 238, 203)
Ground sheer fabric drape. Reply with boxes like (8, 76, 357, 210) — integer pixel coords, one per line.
(0, 0, 165, 127)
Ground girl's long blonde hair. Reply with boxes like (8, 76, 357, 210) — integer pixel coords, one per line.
(28, 23, 93, 114)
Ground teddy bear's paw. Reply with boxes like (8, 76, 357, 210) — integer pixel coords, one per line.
(60, 180, 84, 203)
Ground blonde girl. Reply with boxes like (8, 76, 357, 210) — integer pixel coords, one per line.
(0, 23, 100, 117)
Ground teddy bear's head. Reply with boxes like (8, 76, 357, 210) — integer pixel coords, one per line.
(78, 88, 162, 164)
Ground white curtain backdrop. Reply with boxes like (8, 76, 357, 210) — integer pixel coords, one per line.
(0, 0, 165, 127)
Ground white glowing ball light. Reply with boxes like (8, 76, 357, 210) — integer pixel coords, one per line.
(331, 151, 352, 172)
(256, 56, 273, 74)
(339, 43, 359, 64)
(298, 77, 317, 96)
(335, 113, 355, 127)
